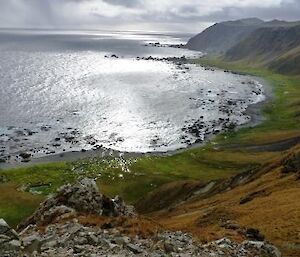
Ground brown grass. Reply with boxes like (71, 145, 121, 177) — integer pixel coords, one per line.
(148, 146, 300, 256)
(77, 215, 163, 239)
(0, 183, 44, 227)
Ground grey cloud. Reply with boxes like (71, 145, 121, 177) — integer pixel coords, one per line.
(102, 0, 141, 7)
(0, 0, 300, 32)
(194, 0, 300, 23)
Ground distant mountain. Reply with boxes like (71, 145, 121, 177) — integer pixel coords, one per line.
(269, 45, 300, 75)
(263, 19, 300, 27)
(187, 18, 300, 75)
(186, 18, 264, 54)
(225, 24, 300, 75)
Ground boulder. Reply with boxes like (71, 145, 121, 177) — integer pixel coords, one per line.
(245, 228, 265, 241)
(19, 152, 31, 159)
(0, 219, 18, 239)
(242, 240, 282, 257)
(22, 233, 43, 254)
(0, 219, 21, 257)
(19, 178, 135, 229)
(127, 243, 143, 254)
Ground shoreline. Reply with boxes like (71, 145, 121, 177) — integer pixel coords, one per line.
(238, 76, 273, 128)
(0, 68, 272, 170)
(173, 74, 273, 153)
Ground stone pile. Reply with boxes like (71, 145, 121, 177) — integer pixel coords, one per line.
(0, 220, 281, 257)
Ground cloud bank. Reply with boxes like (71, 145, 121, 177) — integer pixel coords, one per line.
(0, 0, 299, 32)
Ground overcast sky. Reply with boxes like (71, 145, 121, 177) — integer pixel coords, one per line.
(0, 0, 300, 32)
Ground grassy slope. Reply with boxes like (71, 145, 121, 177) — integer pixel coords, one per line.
(224, 25, 300, 75)
(1, 57, 300, 228)
(152, 58, 300, 256)
(154, 145, 300, 257)
(270, 45, 300, 75)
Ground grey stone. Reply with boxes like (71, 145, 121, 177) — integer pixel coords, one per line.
(0, 234, 11, 243)
(41, 240, 58, 249)
(22, 234, 43, 254)
(74, 236, 88, 245)
(19, 178, 136, 230)
(0, 219, 10, 235)
(127, 243, 143, 254)
(114, 236, 131, 245)
(87, 233, 99, 245)
(242, 240, 282, 257)
(0, 219, 21, 257)
(8, 239, 21, 250)
(164, 241, 177, 253)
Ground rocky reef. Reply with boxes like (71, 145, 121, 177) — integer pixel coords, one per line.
(0, 178, 281, 257)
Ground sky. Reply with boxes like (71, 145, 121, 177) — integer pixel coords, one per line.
(0, 0, 300, 32)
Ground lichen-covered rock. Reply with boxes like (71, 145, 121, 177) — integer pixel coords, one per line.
(19, 178, 135, 230)
(0, 219, 21, 257)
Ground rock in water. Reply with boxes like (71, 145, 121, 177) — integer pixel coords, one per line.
(19, 178, 135, 229)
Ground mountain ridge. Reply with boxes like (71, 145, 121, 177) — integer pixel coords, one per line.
(225, 24, 300, 74)
(186, 18, 264, 54)
(186, 18, 300, 75)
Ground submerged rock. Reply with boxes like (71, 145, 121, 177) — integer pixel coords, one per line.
(19, 152, 31, 160)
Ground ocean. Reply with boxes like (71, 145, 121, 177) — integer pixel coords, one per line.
(0, 29, 265, 162)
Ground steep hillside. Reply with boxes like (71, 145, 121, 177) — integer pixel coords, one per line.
(186, 18, 264, 54)
(0, 178, 283, 257)
(225, 25, 300, 73)
(269, 45, 300, 75)
(187, 18, 300, 75)
(137, 144, 300, 256)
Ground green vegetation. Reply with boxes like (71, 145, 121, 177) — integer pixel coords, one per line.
(270, 46, 300, 75)
(224, 25, 300, 75)
(194, 57, 300, 144)
(1, 57, 299, 227)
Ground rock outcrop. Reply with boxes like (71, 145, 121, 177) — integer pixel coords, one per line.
(19, 178, 135, 230)
(0, 219, 21, 257)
